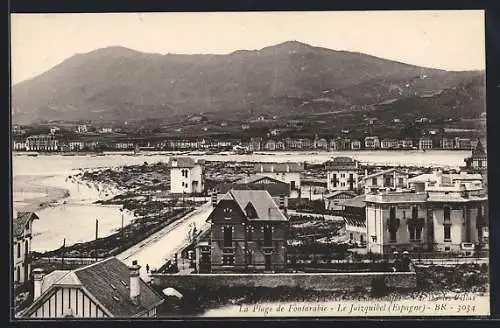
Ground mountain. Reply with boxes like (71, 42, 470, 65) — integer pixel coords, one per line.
(11, 41, 485, 124)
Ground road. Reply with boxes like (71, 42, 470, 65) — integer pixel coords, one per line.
(117, 202, 212, 281)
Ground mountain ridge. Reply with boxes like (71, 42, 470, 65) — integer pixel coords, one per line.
(11, 41, 485, 124)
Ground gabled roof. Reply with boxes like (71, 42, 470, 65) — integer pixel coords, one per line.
(236, 174, 286, 185)
(229, 190, 288, 221)
(362, 168, 408, 180)
(342, 195, 367, 208)
(168, 157, 203, 168)
(325, 190, 357, 200)
(254, 162, 303, 173)
(23, 257, 163, 318)
(325, 157, 358, 171)
(472, 140, 487, 157)
(13, 212, 38, 238)
(408, 173, 483, 184)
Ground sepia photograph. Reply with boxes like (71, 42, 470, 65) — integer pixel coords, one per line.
(10, 10, 489, 319)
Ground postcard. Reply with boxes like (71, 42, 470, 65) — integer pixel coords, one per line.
(10, 10, 489, 319)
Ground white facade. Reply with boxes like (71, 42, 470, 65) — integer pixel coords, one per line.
(364, 136, 380, 149)
(258, 171, 301, 190)
(170, 160, 204, 194)
(366, 172, 487, 254)
(327, 170, 358, 191)
(363, 169, 410, 194)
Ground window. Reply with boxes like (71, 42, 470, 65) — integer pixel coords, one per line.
(349, 233, 353, 240)
(25, 240, 28, 258)
(384, 176, 391, 187)
(264, 226, 272, 247)
(478, 160, 482, 168)
(412, 206, 418, 220)
(389, 207, 398, 242)
(247, 227, 253, 241)
(398, 178, 404, 186)
(341, 182, 345, 187)
(17, 243, 20, 258)
(444, 207, 451, 222)
(223, 226, 233, 247)
(222, 255, 234, 266)
(372, 177, 377, 186)
(341, 174, 345, 178)
(265, 254, 272, 270)
(444, 225, 451, 241)
(332, 174, 338, 187)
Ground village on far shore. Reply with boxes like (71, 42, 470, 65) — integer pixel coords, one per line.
(13, 139, 489, 318)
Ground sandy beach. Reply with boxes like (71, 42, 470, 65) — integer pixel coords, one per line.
(13, 175, 70, 212)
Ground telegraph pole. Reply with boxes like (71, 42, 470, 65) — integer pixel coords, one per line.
(95, 219, 99, 262)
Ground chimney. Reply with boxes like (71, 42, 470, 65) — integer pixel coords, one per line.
(129, 260, 141, 304)
(33, 268, 44, 300)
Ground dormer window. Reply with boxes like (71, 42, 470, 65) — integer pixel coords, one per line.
(244, 202, 258, 219)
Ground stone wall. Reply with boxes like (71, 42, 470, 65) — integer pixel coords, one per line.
(150, 271, 416, 292)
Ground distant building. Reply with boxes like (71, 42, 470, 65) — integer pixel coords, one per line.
(350, 139, 361, 150)
(398, 139, 414, 149)
(362, 168, 410, 194)
(12, 140, 26, 151)
(49, 127, 60, 135)
(366, 171, 488, 254)
(77, 124, 88, 133)
(13, 125, 26, 136)
(418, 137, 433, 150)
(69, 141, 85, 151)
(25, 135, 59, 151)
(328, 139, 338, 151)
(211, 175, 291, 208)
(380, 139, 398, 149)
(100, 127, 113, 133)
(325, 157, 359, 192)
(114, 142, 135, 150)
(275, 140, 285, 151)
(440, 137, 455, 149)
(464, 140, 487, 173)
(340, 195, 367, 246)
(241, 124, 250, 130)
(205, 190, 289, 272)
(168, 157, 205, 194)
(316, 138, 328, 150)
(13, 211, 38, 285)
(253, 162, 303, 190)
(324, 190, 357, 211)
(264, 139, 276, 151)
(21, 258, 163, 318)
(248, 137, 262, 151)
(364, 136, 380, 149)
(454, 137, 472, 150)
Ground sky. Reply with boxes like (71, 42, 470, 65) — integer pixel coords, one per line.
(10, 10, 485, 85)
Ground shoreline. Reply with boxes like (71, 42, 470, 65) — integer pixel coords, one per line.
(13, 175, 71, 212)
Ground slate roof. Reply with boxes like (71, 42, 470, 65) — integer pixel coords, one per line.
(13, 212, 38, 238)
(168, 157, 203, 168)
(229, 190, 288, 221)
(362, 168, 409, 180)
(325, 157, 358, 170)
(254, 162, 303, 173)
(325, 190, 357, 200)
(408, 173, 483, 184)
(341, 195, 367, 208)
(23, 257, 163, 318)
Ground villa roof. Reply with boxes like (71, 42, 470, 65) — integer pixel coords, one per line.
(13, 212, 39, 238)
(341, 195, 366, 208)
(325, 190, 357, 199)
(168, 157, 203, 168)
(362, 168, 409, 180)
(227, 190, 288, 221)
(408, 173, 483, 184)
(325, 157, 358, 170)
(254, 162, 303, 173)
(22, 257, 163, 318)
